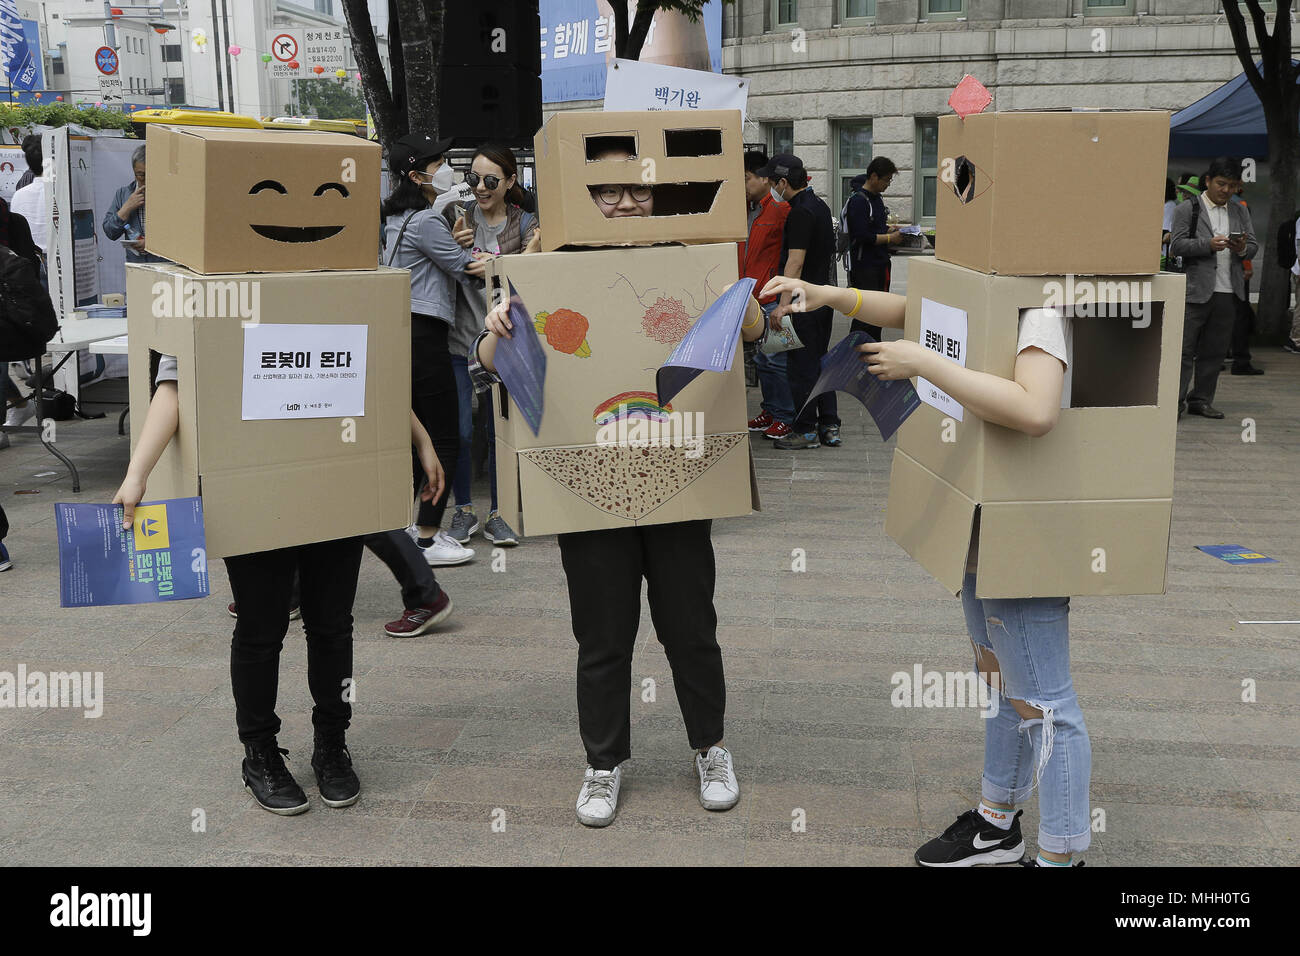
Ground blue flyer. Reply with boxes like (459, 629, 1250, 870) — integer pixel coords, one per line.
(801, 331, 923, 441)
(1195, 545, 1277, 565)
(494, 279, 548, 436)
(657, 277, 757, 407)
(55, 498, 211, 607)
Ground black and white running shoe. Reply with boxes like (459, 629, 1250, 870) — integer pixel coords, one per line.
(915, 809, 1026, 867)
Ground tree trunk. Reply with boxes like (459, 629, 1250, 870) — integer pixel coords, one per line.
(1258, 104, 1299, 339)
(340, 0, 398, 149)
(625, 2, 658, 61)
(388, 0, 407, 134)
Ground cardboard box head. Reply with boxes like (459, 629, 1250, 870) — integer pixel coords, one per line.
(935, 110, 1169, 276)
(143, 124, 381, 274)
(485, 243, 759, 536)
(126, 262, 412, 559)
(534, 110, 747, 251)
(885, 257, 1186, 598)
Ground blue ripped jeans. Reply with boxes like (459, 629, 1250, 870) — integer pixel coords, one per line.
(960, 573, 1092, 855)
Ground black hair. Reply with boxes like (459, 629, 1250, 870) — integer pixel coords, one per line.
(1205, 156, 1242, 183)
(1165, 178, 1176, 202)
(21, 134, 41, 176)
(867, 156, 898, 179)
(743, 149, 768, 174)
(381, 165, 430, 219)
(472, 143, 526, 206)
(772, 167, 808, 190)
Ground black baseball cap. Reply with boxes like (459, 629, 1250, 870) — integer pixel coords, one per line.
(389, 133, 454, 174)
(754, 152, 804, 180)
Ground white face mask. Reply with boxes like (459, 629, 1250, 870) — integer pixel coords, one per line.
(418, 162, 456, 196)
(769, 186, 785, 204)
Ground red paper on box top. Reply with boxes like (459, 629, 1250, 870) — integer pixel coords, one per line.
(948, 76, 992, 119)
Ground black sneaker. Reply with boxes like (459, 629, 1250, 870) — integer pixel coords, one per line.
(1282, 340, 1300, 354)
(915, 809, 1026, 867)
(312, 734, 361, 808)
(819, 424, 843, 447)
(242, 740, 310, 815)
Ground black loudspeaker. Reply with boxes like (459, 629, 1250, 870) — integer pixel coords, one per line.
(439, 2, 542, 148)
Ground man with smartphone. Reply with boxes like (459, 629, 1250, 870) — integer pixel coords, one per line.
(1168, 156, 1258, 420)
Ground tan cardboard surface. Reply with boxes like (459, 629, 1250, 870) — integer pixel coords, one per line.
(535, 110, 747, 251)
(897, 257, 1184, 503)
(935, 111, 1169, 276)
(144, 124, 381, 275)
(487, 243, 757, 535)
(127, 263, 412, 558)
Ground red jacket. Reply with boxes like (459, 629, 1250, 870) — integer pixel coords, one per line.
(739, 193, 790, 303)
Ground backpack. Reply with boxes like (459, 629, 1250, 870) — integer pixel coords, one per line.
(0, 245, 59, 360)
(1275, 213, 1298, 270)
(837, 192, 864, 274)
(1167, 199, 1201, 275)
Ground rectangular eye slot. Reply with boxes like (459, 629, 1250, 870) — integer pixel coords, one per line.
(664, 128, 722, 157)
(585, 134, 638, 160)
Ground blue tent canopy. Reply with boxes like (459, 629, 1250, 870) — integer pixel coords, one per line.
(1170, 61, 1300, 158)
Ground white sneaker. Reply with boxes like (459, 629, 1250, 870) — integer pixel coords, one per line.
(576, 765, 622, 827)
(421, 530, 474, 566)
(696, 745, 739, 811)
(3, 402, 34, 428)
(405, 523, 419, 543)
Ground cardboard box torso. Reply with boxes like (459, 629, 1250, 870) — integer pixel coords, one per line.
(487, 243, 758, 536)
(127, 263, 412, 559)
(884, 257, 1186, 598)
(934, 111, 1169, 276)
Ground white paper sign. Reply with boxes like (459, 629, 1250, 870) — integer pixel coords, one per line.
(98, 76, 124, 105)
(242, 324, 368, 421)
(603, 59, 748, 122)
(916, 298, 968, 422)
(267, 28, 349, 81)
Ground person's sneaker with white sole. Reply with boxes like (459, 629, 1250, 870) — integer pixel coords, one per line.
(446, 506, 479, 544)
(420, 530, 474, 566)
(4, 401, 35, 429)
(696, 745, 739, 811)
(483, 511, 519, 546)
(576, 765, 622, 827)
(914, 809, 1026, 867)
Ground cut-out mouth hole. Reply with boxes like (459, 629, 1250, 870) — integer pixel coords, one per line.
(250, 224, 345, 243)
(646, 181, 723, 216)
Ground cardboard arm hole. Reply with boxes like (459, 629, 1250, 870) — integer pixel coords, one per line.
(664, 128, 723, 157)
(585, 134, 638, 160)
(1061, 301, 1164, 408)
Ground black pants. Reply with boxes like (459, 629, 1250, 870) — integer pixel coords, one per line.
(849, 261, 890, 342)
(1230, 295, 1255, 370)
(224, 536, 363, 745)
(788, 305, 839, 433)
(363, 529, 441, 608)
(1179, 292, 1237, 410)
(412, 315, 459, 529)
(557, 519, 725, 770)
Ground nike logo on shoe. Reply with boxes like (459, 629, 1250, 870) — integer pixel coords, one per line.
(971, 834, 1006, 849)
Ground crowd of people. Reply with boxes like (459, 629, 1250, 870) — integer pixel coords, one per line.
(1, 130, 1296, 869)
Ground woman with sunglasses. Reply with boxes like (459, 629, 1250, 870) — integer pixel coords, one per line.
(445, 144, 539, 548)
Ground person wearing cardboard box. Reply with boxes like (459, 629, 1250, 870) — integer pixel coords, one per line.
(382, 133, 492, 565)
(472, 145, 768, 827)
(113, 358, 449, 815)
(762, 274, 1093, 868)
(1167, 157, 1258, 420)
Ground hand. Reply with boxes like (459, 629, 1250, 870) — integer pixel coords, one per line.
(126, 237, 146, 252)
(887, 229, 903, 246)
(118, 185, 144, 219)
(760, 276, 822, 313)
(416, 441, 445, 503)
(485, 299, 513, 339)
(466, 253, 491, 278)
(524, 227, 541, 254)
(1210, 234, 1230, 251)
(858, 339, 930, 381)
(112, 474, 147, 531)
(1228, 234, 1247, 255)
(453, 214, 474, 248)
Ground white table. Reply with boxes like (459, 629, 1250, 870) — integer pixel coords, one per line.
(89, 333, 130, 356)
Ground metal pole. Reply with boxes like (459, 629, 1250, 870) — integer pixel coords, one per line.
(103, 1, 118, 49)
(209, 0, 224, 110)
(219, 0, 234, 114)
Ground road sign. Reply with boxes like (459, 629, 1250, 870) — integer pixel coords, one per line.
(95, 46, 119, 76)
(271, 32, 298, 63)
(267, 28, 348, 80)
(98, 75, 124, 106)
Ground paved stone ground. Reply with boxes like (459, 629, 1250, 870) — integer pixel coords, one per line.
(1, 310, 1297, 866)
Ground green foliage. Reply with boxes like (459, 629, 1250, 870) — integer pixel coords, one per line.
(646, 0, 711, 18)
(0, 102, 137, 135)
(292, 79, 366, 120)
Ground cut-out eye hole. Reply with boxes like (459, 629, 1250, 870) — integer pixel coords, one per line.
(249, 180, 288, 194)
(314, 182, 349, 197)
(664, 129, 722, 157)
(585, 135, 637, 160)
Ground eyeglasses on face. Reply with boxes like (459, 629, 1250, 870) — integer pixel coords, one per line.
(465, 171, 503, 191)
(590, 184, 653, 205)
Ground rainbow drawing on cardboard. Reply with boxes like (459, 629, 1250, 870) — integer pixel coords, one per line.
(593, 391, 673, 426)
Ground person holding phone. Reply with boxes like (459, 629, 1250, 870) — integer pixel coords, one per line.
(764, 273, 1092, 868)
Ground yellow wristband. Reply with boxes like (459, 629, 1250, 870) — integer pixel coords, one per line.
(741, 309, 761, 331)
(846, 287, 863, 318)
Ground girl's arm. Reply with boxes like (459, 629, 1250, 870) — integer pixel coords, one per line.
(112, 381, 179, 529)
(410, 410, 445, 503)
(861, 340, 1066, 437)
(760, 276, 906, 330)
(412, 212, 479, 277)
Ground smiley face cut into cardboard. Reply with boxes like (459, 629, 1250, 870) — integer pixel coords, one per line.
(143, 124, 381, 274)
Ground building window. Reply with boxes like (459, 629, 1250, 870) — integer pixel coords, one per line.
(773, 0, 797, 26)
(1084, 0, 1135, 13)
(916, 117, 938, 225)
(52, 60, 64, 75)
(835, 120, 873, 212)
(166, 78, 185, 105)
(162, 44, 182, 63)
(923, 0, 965, 18)
(843, 0, 875, 21)
(768, 123, 793, 158)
